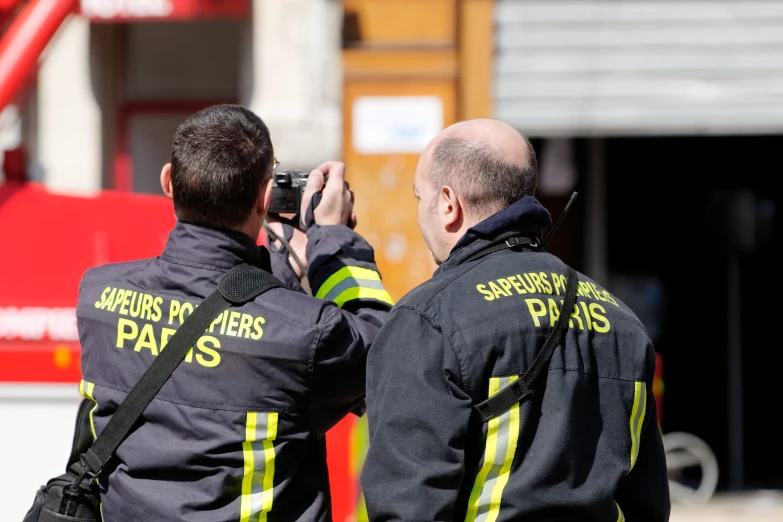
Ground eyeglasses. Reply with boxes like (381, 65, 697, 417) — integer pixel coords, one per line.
(272, 157, 281, 170)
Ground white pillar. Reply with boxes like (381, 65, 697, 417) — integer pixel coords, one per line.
(38, 15, 101, 194)
(245, 0, 343, 168)
(0, 104, 23, 182)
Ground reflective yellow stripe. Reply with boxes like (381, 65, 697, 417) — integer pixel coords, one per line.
(486, 375, 519, 522)
(240, 413, 257, 522)
(79, 380, 98, 440)
(638, 387, 647, 462)
(316, 266, 381, 299)
(629, 381, 647, 471)
(616, 502, 625, 522)
(259, 413, 278, 522)
(465, 376, 520, 522)
(240, 412, 279, 522)
(79, 380, 101, 513)
(350, 415, 370, 521)
(315, 266, 394, 307)
(465, 378, 501, 522)
(333, 287, 394, 308)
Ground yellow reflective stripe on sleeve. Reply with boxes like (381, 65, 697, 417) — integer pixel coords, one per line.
(616, 502, 625, 522)
(240, 412, 279, 522)
(465, 376, 520, 522)
(316, 266, 381, 299)
(349, 415, 370, 522)
(629, 381, 647, 471)
(79, 380, 98, 440)
(79, 380, 101, 514)
(333, 287, 394, 308)
(315, 266, 394, 307)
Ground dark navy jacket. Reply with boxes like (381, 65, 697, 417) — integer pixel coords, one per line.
(76, 222, 392, 521)
(361, 197, 670, 522)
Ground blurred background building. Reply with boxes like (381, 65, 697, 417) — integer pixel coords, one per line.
(1, 1, 781, 520)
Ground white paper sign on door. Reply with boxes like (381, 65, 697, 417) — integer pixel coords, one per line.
(352, 96, 444, 154)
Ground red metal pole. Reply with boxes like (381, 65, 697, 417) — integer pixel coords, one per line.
(654, 352, 664, 429)
(0, 0, 78, 112)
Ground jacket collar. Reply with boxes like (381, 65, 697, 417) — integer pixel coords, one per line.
(161, 221, 271, 271)
(435, 196, 552, 275)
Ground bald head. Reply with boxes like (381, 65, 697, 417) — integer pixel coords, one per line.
(437, 119, 533, 165)
(422, 118, 538, 220)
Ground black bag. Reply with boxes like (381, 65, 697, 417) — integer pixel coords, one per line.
(23, 264, 282, 521)
(23, 399, 101, 522)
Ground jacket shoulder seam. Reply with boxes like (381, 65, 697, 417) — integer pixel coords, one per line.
(79, 260, 155, 289)
(159, 254, 233, 272)
(422, 250, 565, 308)
(81, 274, 327, 331)
(420, 254, 506, 308)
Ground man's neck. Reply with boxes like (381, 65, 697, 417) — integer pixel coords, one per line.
(234, 218, 262, 243)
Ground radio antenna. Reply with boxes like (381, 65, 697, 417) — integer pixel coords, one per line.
(541, 191, 578, 248)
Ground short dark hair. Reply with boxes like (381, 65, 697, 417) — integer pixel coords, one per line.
(430, 134, 538, 218)
(170, 104, 274, 229)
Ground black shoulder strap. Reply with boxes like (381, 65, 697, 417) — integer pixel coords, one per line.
(80, 264, 283, 477)
(462, 237, 539, 265)
(474, 266, 579, 422)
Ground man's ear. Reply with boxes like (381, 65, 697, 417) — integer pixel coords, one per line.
(160, 163, 174, 200)
(259, 177, 274, 214)
(440, 184, 463, 230)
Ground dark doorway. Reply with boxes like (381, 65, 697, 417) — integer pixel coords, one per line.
(604, 135, 781, 490)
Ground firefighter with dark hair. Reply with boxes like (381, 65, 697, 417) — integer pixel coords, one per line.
(361, 119, 670, 522)
(76, 104, 392, 521)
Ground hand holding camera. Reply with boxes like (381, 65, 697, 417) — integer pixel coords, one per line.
(269, 161, 356, 229)
(266, 161, 357, 291)
(302, 161, 357, 228)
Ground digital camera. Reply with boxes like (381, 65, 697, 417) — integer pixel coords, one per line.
(269, 169, 309, 214)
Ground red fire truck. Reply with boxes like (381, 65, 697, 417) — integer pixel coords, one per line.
(0, 181, 367, 521)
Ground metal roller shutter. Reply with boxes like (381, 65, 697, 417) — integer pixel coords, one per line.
(494, 1, 783, 135)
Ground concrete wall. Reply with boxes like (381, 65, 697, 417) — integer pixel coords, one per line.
(0, 384, 82, 522)
(244, 0, 343, 169)
(37, 15, 102, 193)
